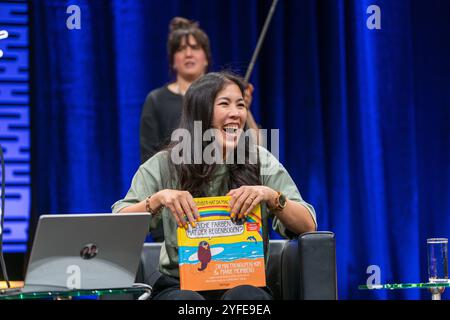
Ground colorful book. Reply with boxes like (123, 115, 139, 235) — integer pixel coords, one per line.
(177, 196, 266, 291)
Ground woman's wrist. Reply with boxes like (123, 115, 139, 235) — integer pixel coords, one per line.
(265, 188, 279, 209)
(146, 192, 163, 216)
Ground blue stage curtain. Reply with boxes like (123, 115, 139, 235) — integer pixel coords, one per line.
(30, 0, 450, 299)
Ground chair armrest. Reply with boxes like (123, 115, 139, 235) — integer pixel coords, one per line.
(135, 243, 162, 287)
(298, 231, 337, 299)
(281, 231, 337, 300)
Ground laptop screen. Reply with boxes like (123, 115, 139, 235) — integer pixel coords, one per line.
(23, 213, 151, 292)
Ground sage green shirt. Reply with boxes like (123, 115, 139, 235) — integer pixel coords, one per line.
(112, 146, 317, 278)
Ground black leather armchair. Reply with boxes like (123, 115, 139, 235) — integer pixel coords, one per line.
(135, 231, 337, 300)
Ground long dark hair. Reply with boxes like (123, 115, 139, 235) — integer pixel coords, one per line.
(167, 72, 260, 196)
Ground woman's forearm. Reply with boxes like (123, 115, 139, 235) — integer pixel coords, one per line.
(118, 201, 147, 213)
(273, 199, 316, 235)
(118, 192, 161, 213)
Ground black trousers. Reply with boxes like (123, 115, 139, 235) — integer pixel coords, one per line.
(151, 274, 273, 300)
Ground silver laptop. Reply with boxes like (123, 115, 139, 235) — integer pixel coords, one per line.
(22, 213, 151, 293)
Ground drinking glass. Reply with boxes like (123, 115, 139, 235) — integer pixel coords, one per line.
(427, 238, 448, 283)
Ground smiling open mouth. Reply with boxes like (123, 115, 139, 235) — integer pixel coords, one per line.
(223, 127, 239, 134)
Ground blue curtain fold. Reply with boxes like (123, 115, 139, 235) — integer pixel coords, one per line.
(30, 0, 450, 299)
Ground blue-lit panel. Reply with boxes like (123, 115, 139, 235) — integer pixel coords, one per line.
(0, 0, 30, 253)
(0, 107, 29, 161)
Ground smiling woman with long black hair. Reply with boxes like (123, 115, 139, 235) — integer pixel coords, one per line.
(113, 72, 317, 300)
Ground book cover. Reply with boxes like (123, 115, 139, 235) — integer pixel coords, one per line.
(177, 196, 266, 291)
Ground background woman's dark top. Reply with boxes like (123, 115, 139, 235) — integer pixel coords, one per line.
(140, 86, 183, 164)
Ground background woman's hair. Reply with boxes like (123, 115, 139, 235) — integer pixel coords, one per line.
(167, 72, 261, 196)
(167, 17, 212, 76)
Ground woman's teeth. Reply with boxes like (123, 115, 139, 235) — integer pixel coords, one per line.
(223, 127, 238, 134)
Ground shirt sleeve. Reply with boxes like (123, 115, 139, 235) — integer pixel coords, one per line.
(140, 92, 161, 164)
(111, 152, 168, 229)
(259, 146, 317, 238)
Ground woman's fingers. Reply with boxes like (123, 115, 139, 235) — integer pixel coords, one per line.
(240, 192, 262, 218)
(227, 189, 237, 207)
(187, 194, 200, 222)
(180, 196, 196, 228)
(193, 205, 200, 221)
(228, 187, 248, 212)
(245, 195, 263, 218)
(228, 188, 243, 218)
(231, 189, 252, 219)
(165, 203, 183, 228)
(167, 188, 267, 228)
(228, 187, 266, 223)
(164, 191, 199, 229)
(173, 200, 189, 229)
